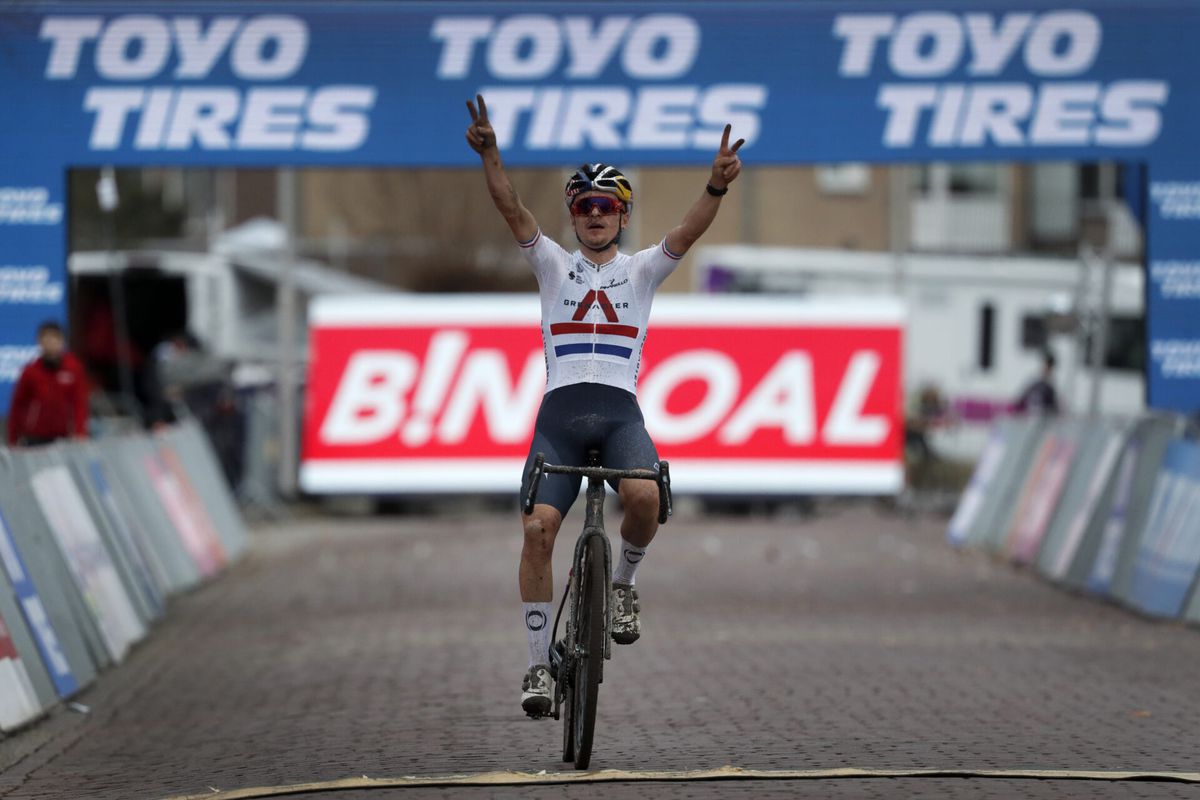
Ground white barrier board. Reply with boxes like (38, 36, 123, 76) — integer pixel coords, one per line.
(30, 467, 145, 662)
(144, 453, 225, 577)
(1048, 430, 1126, 579)
(0, 612, 41, 731)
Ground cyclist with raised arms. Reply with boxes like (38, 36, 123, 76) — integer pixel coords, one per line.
(465, 94, 744, 717)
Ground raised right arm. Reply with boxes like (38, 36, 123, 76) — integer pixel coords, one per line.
(466, 94, 538, 244)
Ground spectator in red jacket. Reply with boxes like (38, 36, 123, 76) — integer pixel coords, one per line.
(6, 321, 90, 447)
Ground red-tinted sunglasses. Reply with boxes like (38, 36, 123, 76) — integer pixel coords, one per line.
(570, 195, 625, 217)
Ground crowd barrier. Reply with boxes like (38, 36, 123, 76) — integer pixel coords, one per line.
(948, 412, 1200, 626)
(0, 419, 247, 733)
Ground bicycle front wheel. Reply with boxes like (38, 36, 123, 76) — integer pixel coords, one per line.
(560, 642, 574, 763)
(572, 533, 606, 770)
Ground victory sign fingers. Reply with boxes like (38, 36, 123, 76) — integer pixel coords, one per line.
(465, 93, 495, 153)
(712, 124, 745, 186)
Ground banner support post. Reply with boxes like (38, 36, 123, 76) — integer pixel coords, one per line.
(276, 168, 299, 499)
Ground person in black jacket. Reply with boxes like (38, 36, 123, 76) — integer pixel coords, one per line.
(1015, 351, 1059, 415)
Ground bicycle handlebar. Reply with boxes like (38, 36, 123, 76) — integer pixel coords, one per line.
(541, 464, 658, 480)
(522, 454, 673, 524)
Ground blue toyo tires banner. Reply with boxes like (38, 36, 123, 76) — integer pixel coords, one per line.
(1, 1, 1199, 413)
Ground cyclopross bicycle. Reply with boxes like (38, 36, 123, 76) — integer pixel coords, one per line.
(523, 450, 671, 769)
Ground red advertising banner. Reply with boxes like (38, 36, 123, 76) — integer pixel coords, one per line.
(0, 616, 17, 661)
(301, 296, 904, 494)
(0, 612, 41, 731)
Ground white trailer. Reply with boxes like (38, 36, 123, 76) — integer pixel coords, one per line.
(693, 245, 1144, 458)
(68, 245, 392, 376)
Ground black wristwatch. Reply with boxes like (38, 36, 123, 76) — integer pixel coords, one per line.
(706, 183, 728, 197)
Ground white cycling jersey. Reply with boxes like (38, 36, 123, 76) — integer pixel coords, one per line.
(519, 229, 683, 395)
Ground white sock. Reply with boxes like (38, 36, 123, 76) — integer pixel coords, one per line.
(523, 602, 552, 668)
(611, 537, 647, 585)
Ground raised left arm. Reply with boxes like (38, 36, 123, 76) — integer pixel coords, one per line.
(664, 124, 745, 257)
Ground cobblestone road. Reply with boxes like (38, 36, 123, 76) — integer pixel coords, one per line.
(2, 505, 1199, 799)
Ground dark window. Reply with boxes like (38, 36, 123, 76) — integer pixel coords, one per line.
(1021, 314, 1047, 350)
(979, 303, 995, 371)
(1079, 163, 1100, 200)
(1084, 316, 1145, 372)
(948, 164, 999, 195)
(1080, 163, 1127, 200)
(913, 164, 1000, 196)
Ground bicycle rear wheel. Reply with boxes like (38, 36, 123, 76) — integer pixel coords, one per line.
(572, 534, 606, 769)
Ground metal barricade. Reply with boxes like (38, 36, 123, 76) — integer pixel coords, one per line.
(0, 420, 252, 732)
(1084, 414, 1181, 600)
(0, 448, 100, 691)
(163, 420, 248, 560)
(947, 416, 1048, 549)
(1035, 418, 1131, 583)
